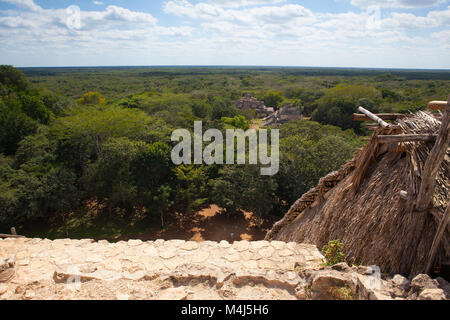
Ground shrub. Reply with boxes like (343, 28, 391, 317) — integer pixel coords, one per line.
(322, 239, 346, 266)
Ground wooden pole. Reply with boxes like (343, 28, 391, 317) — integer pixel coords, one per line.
(416, 96, 450, 212)
(426, 203, 450, 274)
(0, 234, 25, 238)
(376, 134, 437, 143)
(428, 101, 448, 111)
(353, 113, 405, 122)
(357, 107, 390, 128)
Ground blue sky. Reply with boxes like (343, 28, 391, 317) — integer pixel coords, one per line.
(0, 0, 449, 68)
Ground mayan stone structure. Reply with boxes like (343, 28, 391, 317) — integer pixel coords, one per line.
(235, 94, 274, 117)
(263, 105, 303, 126)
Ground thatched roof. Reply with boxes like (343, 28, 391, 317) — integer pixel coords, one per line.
(266, 111, 449, 276)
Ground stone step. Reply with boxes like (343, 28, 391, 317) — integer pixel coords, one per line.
(0, 238, 324, 285)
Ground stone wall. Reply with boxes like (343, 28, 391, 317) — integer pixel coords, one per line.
(0, 238, 323, 300)
(1, 238, 448, 300)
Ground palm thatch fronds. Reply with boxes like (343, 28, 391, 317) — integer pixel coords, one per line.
(266, 111, 449, 276)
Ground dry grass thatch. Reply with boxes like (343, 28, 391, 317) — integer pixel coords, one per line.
(266, 111, 449, 276)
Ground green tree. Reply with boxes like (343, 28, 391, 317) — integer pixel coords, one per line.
(14, 133, 56, 174)
(312, 97, 360, 131)
(152, 185, 173, 228)
(191, 102, 210, 119)
(0, 157, 77, 227)
(20, 95, 52, 124)
(0, 65, 29, 92)
(173, 165, 207, 213)
(276, 121, 359, 210)
(77, 91, 107, 105)
(284, 87, 324, 116)
(210, 97, 238, 120)
(311, 84, 381, 131)
(131, 141, 174, 220)
(49, 106, 171, 175)
(81, 137, 145, 215)
(221, 115, 250, 131)
(325, 83, 380, 102)
(381, 88, 402, 102)
(0, 103, 38, 155)
(132, 142, 173, 191)
(41, 91, 68, 116)
(0, 66, 55, 155)
(263, 91, 284, 110)
(210, 165, 278, 221)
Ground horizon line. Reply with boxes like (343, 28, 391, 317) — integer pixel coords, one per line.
(15, 64, 450, 71)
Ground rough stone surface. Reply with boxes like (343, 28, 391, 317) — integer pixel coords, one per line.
(331, 262, 352, 273)
(0, 238, 324, 300)
(0, 256, 16, 283)
(417, 288, 446, 300)
(409, 274, 439, 297)
(391, 274, 410, 291)
(389, 274, 410, 298)
(0, 238, 448, 300)
(435, 277, 450, 299)
(310, 270, 355, 300)
(235, 94, 273, 117)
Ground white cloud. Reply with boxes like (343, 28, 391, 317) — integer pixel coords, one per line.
(80, 5, 158, 29)
(428, 5, 450, 24)
(0, 0, 448, 68)
(164, 0, 314, 25)
(384, 12, 436, 28)
(431, 28, 450, 50)
(350, 0, 447, 8)
(377, 6, 450, 29)
(206, 0, 285, 8)
(92, 1, 104, 5)
(0, 0, 193, 51)
(1, 0, 42, 11)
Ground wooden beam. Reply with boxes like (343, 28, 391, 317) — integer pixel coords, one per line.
(376, 134, 437, 143)
(353, 112, 405, 122)
(364, 123, 379, 127)
(0, 234, 25, 238)
(426, 203, 450, 274)
(416, 96, 450, 212)
(428, 101, 448, 111)
(357, 107, 390, 128)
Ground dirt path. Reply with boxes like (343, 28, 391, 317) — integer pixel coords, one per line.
(130, 205, 278, 243)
